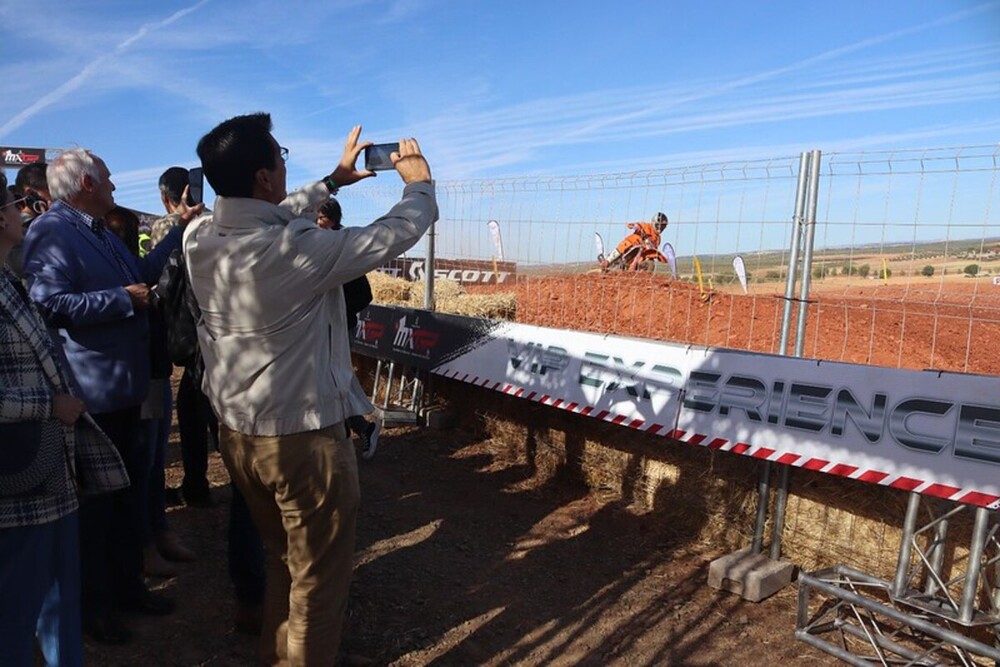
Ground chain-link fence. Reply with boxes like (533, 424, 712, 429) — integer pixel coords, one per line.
(342, 144, 1000, 375)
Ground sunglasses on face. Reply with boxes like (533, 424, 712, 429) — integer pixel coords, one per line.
(0, 195, 28, 210)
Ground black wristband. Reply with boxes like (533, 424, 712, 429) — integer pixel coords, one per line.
(323, 176, 339, 194)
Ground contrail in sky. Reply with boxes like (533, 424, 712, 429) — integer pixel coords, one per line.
(557, 1, 1000, 143)
(0, 0, 210, 139)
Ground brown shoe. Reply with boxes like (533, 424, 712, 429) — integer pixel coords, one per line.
(144, 544, 178, 579)
(157, 530, 196, 562)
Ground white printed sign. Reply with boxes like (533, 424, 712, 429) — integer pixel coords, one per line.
(428, 320, 1000, 509)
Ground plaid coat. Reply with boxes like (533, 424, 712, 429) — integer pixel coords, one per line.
(0, 266, 129, 528)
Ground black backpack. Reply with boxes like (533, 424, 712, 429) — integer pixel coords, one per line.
(157, 248, 201, 369)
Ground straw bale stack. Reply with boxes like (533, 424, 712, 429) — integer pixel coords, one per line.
(437, 293, 517, 320)
(409, 278, 464, 306)
(368, 271, 411, 304)
(367, 271, 516, 320)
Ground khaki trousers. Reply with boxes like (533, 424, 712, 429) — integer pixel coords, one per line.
(220, 423, 359, 667)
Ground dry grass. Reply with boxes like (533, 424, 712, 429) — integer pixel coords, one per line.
(437, 293, 517, 319)
(369, 270, 412, 303)
(370, 272, 517, 320)
(408, 278, 464, 305)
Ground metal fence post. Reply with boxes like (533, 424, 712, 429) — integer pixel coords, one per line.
(793, 150, 822, 357)
(769, 463, 791, 560)
(751, 461, 772, 555)
(777, 152, 811, 355)
(424, 221, 436, 311)
(763, 151, 814, 560)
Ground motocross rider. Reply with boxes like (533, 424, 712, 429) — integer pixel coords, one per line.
(599, 212, 668, 270)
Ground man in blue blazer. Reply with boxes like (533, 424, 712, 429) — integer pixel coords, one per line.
(22, 148, 201, 644)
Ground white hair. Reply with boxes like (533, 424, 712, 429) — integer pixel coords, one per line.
(47, 148, 103, 202)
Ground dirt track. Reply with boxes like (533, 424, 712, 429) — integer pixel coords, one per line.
(474, 273, 1000, 374)
(85, 422, 838, 666)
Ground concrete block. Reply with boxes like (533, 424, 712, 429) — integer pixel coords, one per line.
(708, 547, 795, 602)
(423, 407, 456, 430)
(374, 406, 418, 426)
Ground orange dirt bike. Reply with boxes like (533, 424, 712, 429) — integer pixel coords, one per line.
(595, 226, 669, 272)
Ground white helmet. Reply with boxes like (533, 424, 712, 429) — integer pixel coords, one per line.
(652, 212, 668, 231)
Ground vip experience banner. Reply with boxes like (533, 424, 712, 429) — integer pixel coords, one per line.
(352, 305, 1000, 509)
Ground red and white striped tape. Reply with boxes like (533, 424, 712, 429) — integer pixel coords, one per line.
(435, 367, 1000, 510)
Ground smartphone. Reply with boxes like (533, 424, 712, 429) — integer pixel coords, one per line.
(187, 167, 204, 206)
(364, 143, 399, 172)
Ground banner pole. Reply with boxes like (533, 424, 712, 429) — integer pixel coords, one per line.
(424, 221, 436, 311)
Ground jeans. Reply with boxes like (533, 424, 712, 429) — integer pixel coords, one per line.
(177, 367, 217, 498)
(0, 512, 82, 667)
(220, 423, 359, 666)
(139, 381, 173, 544)
(228, 483, 266, 606)
(82, 407, 146, 618)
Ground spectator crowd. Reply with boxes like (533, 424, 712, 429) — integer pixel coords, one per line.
(0, 114, 437, 667)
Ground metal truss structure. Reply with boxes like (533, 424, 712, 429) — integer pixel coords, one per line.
(371, 358, 425, 426)
(797, 494, 1000, 666)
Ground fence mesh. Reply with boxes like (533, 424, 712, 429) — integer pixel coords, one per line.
(341, 144, 1000, 375)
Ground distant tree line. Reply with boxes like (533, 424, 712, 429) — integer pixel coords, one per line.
(667, 261, 996, 284)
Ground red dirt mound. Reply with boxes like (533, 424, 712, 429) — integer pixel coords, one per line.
(470, 273, 1000, 375)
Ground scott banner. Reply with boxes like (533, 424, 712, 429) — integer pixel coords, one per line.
(376, 257, 516, 286)
(352, 305, 1000, 509)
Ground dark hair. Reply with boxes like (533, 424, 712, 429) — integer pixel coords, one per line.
(318, 199, 342, 226)
(196, 112, 275, 198)
(15, 162, 48, 193)
(105, 206, 142, 257)
(158, 167, 189, 205)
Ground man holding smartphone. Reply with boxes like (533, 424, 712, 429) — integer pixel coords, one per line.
(184, 114, 436, 666)
(150, 167, 206, 247)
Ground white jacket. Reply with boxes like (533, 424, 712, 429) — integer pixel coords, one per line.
(184, 181, 438, 436)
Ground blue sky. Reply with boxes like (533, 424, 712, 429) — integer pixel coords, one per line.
(0, 0, 998, 216)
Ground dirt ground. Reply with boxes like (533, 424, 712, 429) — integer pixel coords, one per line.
(81, 412, 839, 666)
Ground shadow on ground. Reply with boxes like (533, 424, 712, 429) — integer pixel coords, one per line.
(82, 395, 832, 666)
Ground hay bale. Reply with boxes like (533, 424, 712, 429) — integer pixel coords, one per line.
(438, 293, 517, 320)
(409, 278, 464, 307)
(368, 271, 411, 305)
(368, 273, 515, 320)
